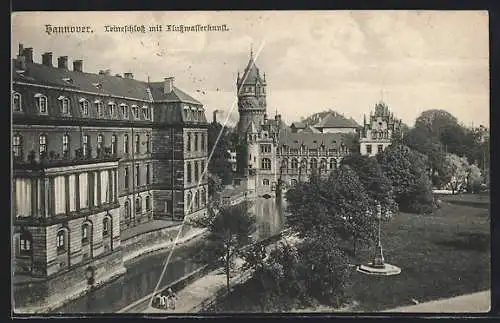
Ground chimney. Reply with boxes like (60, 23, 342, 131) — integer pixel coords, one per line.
(18, 44, 24, 56)
(213, 110, 218, 124)
(164, 77, 174, 94)
(58, 56, 68, 69)
(22, 47, 33, 63)
(73, 60, 83, 72)
(42, 52, 53, 67)
(124, 72, 134, 79)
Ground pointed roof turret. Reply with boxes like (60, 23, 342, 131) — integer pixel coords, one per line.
(239, 48, 265, 86)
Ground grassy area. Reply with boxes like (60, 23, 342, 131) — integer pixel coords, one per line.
(211, 196, 490, 312)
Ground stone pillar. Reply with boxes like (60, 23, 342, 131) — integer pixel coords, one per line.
(96, 171, 101, 206)
(75, 173, 80, 211)
(65, 175, 70, 213)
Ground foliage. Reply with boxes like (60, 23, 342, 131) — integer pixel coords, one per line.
(207, 121, 234, 185)
(286, 165, 377, 255)
(376, 145, 434, 214)
(195, 201, 256, 293)
(467, 164, 483, 193)
(444, 153, 471, 194)
(414, 109, 458, 138)
(341, 154, 398, 215)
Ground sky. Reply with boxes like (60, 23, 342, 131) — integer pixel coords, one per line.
(11, 11, 489, 128)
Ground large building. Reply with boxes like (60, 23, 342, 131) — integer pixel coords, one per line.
(234, 51, 358, 195)
(11, 44, 208, 310)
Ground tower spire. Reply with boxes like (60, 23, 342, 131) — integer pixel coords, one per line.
(250, 43, 254, 60)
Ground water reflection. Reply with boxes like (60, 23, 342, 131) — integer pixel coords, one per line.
(54, 196, 286, 313)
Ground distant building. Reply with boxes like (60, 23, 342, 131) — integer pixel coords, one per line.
(11, 44, 208, 310)
(313, 111, 360, 134)
(359, 101, 403, 157)
(227, 149, 237, 172)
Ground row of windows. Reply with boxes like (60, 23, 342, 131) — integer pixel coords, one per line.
(185, 188, 207, 213)
(241, 85, 265, 94)
(259, 158, 342, 170)
(186, 160, 206, 184)
(366, 144, 385, 154)
(123, 164, 151, 189)
(123, 195, 152, 222)
(18, 216, 112, 255)
(367, 130, 390, 139)
(12, 133, 151, 158)
(261, 144, 272, 153)
(12, 92, 151, 120)
(186, 132, 206, 152)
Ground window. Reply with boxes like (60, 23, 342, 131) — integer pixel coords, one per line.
(261, 144, 271, 153)
(124, 200, 130, 223)
(63, 134, 69, 157)
(194, 191, 199, 209)
(83, 135, 89, 157)
(132, 105, 139, 119)
(146, 164, 150, 184)
(194, 161, 199, 182)
(145, 196, 151, 211)
(108, 102, 116, 117)
(135, 196, 142, 213)
(124, 134, 129, 154)
(200, 189, 206, 206)
(187, 133, 191, 152)
(95, 101, 103, 117)
(200, 161, 205, 180)
(97, 134, 104, 152)
(19, 231, 32, 255)
(82, 224, 90, 244)
(136, 165, 140, 186)
(366, 145, 372, 155)
(143, 106, 150, 120)
(310, 158, 318, 169)
(330, 159, 337, 169)
(56, 230, 66, 252)
(186, 192, 192, 213)
(111, 135, 117, 155)
(145, 134, 150, 153)
(291, 179, 297, 186)
(320, 159, 327, 170)
(281, 159, 288, 170)
(263, 179, 270, 186)
(135, 134, 140, 154)
(39, 134, 47, 157)
(13, 134, 22, 158)
(35, 94, 48, 114)
(80, 99, 89, 116)
(12, 92, 22, 112)
(60, 97, 70, 115)
(261, 158, 271, 170)
(201, 133, 205, 151)
(378, 144, 384, 153)
(194, 133, 199, 151)
(187, 162, 192, 183)
(103, 218, 110, 236)
(291, 159, 298, 169)
(124, 167, 129, 189)
(121, 104, 129, 118)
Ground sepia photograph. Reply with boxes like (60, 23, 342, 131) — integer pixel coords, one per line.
(11, 10, 490, 315)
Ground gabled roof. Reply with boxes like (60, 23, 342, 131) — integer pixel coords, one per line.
(315, 112, 360, 129)
(279, 132, 355, 149)
(302, 125, 321, 133)
(290, 121, 306, 129)
(148, 82, 201, 105)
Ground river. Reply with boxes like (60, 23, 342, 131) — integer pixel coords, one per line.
(54, 196, 286, 313)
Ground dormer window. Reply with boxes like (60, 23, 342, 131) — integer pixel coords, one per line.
(120, 104, 129, 119)
(108, 102, 116, 117)
(95, 100, 103, 117)
(79, 98, 89, 116)
(34, 93, 48, 115)
(58, 96, 71, 115)
(142, 106, 150, 120)
(131, 105, 139, 119)
(12, 92, 22, 112)
(62, 77, 73, 84)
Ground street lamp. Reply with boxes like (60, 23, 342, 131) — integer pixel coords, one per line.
(372, 202, 385, 268)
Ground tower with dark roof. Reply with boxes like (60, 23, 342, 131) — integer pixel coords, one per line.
(236, 49, 267, 136)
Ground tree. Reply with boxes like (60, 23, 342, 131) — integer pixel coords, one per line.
(196, 201, 256, 293)
(445, 153, 470, 194)
(341, 155, 398, 215)
(467, 163, 483, 193)
(377, 145, 434, 214)
(207, 121, 234, 185)
(414, 109, 458, 138)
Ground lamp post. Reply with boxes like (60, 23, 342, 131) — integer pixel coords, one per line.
(373, 202, 385, 268)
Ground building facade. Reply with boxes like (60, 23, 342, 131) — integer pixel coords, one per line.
(359, 101, 403, 157)
(11, 44, 208, 310)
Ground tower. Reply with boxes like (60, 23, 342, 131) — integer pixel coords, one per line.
(236, 48, 267, 137)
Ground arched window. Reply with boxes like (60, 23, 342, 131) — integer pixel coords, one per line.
(111, 135, 117, 155)
(290, 179, 298, 186)
(330, 158, 336, 170)
(194, 133, 199, 151)
(19, 231, 32, 255)
(201, 133, 205, 151)
(56, 230, 66, 252)
(121, 104, 129, 118)
(145, 195, 151, 211)
(35, 93, 48, 114)
(12, 92, 22, 112)
(186, 192, 192, 213)
(300, 159, 307, 169)
(13, 134, 22, 158)
(310, 158, 318, 169)
(81, 223, 90, 244)
(261, 158, 271, 170)
(124, 200, 131, 223)
(186, 133, 191, 152)
(281, 159, 288, 169)
(135, 134, 140, 154)
(103, 217, 110, 236)
(200, 189, 206, 206)
(135, 196, 142, 214)
(291, 158, 298, 169)
(39, 134, 47, 157)
(97, 134, 104, 151)
(79, 99, 89, 116)
(187, 162, 192, 183)
(263, 179, 270, 186)
(59, 97, 70, 115)
(194, 161, 199, 182)
(95, 100, 103, 117)
(124, 134, 129, 154)
(62, 134, 70, 156)
(194, 191, 199, 209)
(82, 135, 89, 157)
(145, 134, 150, 153)
(108, 102, 116, 117)
(320, 158, 327, 170)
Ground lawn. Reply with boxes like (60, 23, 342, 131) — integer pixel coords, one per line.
(209, 196, 491, 312)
